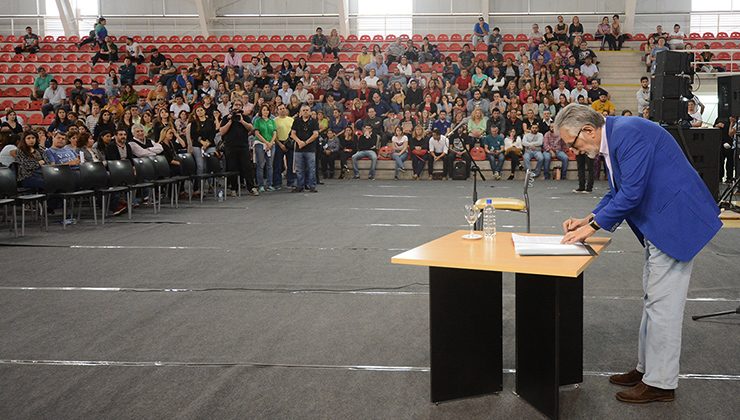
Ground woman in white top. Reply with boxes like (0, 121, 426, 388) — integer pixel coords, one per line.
(504, 128, 523, 180)
(390, 126, 409, 179)
(687, 100, 703, 127)
(363, 68, 379, 89)
(348, 68, 363, 90)
(397, 56, 414, 77)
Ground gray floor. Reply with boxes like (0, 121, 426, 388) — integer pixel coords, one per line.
(1, 178, 738, 419)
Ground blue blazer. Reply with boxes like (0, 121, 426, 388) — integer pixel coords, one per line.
(593, 117, 721, 262)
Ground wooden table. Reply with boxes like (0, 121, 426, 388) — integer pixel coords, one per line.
(391, 231, 610, 420)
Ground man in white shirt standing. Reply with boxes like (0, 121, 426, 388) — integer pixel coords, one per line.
(667, 24, 685, 50)
(636, 76, 650, 114)
(428, 128, 449, 179)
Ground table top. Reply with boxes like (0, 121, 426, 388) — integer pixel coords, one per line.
(391, 231, 611, 278)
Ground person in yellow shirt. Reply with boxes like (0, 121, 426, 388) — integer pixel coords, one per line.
(356, 46, 372, 72)
(273, 103, 296, 189)
(591, 93, 616, 116)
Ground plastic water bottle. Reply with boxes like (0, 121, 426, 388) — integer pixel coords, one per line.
(217, 189, 224, 202)
(483, 199, 496, 239)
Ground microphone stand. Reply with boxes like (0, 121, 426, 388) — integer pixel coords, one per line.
(449, 117, 486, 229)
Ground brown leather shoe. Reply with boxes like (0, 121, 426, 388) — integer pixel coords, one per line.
(609, 369, 644, 387)
(616, 381, 675, 403)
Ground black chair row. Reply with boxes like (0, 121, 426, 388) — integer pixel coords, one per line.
(0, 153, 243, 236)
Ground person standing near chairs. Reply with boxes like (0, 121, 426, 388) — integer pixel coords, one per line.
(390, 126, 408, 180)
(220, 99, 258, 197)
(272, 104, 295, 190)
(188, 106, 216, 176)
(290, 105, 319, 192)
(252, 104, 277, 192)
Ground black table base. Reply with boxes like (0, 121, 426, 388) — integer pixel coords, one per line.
(429, 266, 503, 402)
(515, 272, 584, 420)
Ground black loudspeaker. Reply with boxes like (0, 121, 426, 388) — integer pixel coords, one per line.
(652, 75, 690, 99)
(654, 50, 693, 75)
(452, 160, 468, 180)
(665, 127, 722, 199)
(717, 75, 740, 118)
(650, 98, 688, 123)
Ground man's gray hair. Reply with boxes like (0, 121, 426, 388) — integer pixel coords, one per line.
(132, 123, 145, 132)
(553, 104, 605, 137)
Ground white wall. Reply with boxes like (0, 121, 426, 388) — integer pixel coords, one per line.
(0, 0, 706, 37)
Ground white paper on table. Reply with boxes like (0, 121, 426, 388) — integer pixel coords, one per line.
(511, 233, 592, 256)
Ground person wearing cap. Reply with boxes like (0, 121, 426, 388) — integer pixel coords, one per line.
(124, 37, 144, 64)
(591, 92, 616, 116)
(473, 17, 490, 47)
(224, 47, 244, 79)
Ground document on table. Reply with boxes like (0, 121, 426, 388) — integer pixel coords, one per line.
(512, 234, 597, 256)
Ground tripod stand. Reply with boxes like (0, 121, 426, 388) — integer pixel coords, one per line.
(717, 146, 739, 212)
(692, 305, 740, 321)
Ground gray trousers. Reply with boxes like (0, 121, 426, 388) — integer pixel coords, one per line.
(636, 240, 694, 390)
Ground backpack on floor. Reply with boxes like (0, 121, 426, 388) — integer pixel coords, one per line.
(451, 160, 468, 180)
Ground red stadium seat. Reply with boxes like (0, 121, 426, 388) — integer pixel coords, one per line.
(372, 35, 384, 42)
(236, 44, 249, 52)
(732, 32, 740, 40)
(201, 54, 213, 62)
(143, 35, 155, 43)
(6, 35, 17, 43)
(503, 34, 515, 42)
(450, 34, 462, 42)
(19, 87, 32, 97)
(171, 45, 183, 52)
(386, 34, 396, 42)
(50, 64, 63, 73)
(43, 114, 55, 124)
(359, 35, 371, 42)
(215, 54, 225, 61)
(62, 75, 76, 84)
(689, 33, 701, 40)
(276, 44, 288, 52)
(425, 34, 436, 42)
(717, 32, 729, 39)
(732, 52, 740, 60)
(710, 42, 722, 49)
(232, 35, 244, 42)
(14, 100, 29, 110)
(64, 64, 78, 73)
(181, 35, 193, 43)
(377, 146, 393, 160)
(193, 35, 205, 43)
(412, 34, 422, 42)
(475, 43, 487, 51)
(9, 64, 22, 73)
(78, 63, 92, 73)
(43, 35, 54, 43)
(245, 35, 256, 42)
(250, 44, 261, 52)
(447, 53, 459, 61)
(296, 35, 308, 42)
(283, 35, 294, 42)
(725, 41, 737, 49)
(257, 35, 268, 42)
(717, 52, 730, 60)
(23, 63, 37, 73)
(5, 87, 17, 97)
(28, 114, 44, 125)
(269, 53, 280, 62)
(270, 35, 281, 42)
(504, 53, 516, 61)
(205, 35, 217, 43)
(583, 33, 594, 41)
(289, 44, 301, 52)
(516, 43, 528, 50)
(156, 35, 168, 43)
(168, 35, 180, 43)
(702, 32, 715, 40)
(0, 64, 7, 74)
(70, 35, 80, 43)
(183, 45, 196, 52)
(21, 75, 34, 84)
(437, 34, 449, 42)
(0, 54, 10, 62)
(436, 44, 448, 52)
(28, 100, 41, 110)
(92, 64, 107, 73)
(197, 44, 209, 52)
(0, 76, 5, 85)
(94, 75, 105, 84)
(463, 34, 472, 42)
(503, 44, 516, 52)
(209, 45, 222, 52)
(449, 43, 462, 51)
(173, 54, 187, 63)
(515, 34, 528, 41)
(25, 54, 38, 62)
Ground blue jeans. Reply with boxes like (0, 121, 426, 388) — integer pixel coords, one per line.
(543, 150, 569, 179)
(253, 143, 273, 187)
(352, 150, 377, 178)
(294, 150, 316, 190)
(391, 151, 407, 176)
(272, 145, 295, 188)
(487, 153, 505, 174)
(193, 146, 216, 175)
(522, 150, 544, 176)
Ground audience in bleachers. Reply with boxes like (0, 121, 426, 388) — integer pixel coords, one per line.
(3, 15, 738, 213)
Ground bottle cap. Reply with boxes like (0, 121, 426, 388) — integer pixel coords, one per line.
(486, 199, 492, 204)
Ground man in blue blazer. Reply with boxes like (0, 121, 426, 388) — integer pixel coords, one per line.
(554, 104, 721, 404)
